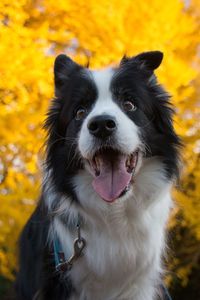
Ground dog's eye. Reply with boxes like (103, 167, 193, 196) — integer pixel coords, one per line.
(123, 101, 136, 112)
(75, 107, 87, 120)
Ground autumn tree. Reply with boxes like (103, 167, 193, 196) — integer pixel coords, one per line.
(0, 0, 199, 297)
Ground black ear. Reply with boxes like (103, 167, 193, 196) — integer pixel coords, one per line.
(134, 51, 163, 70)
(121, 51, 163, 71)
(54, 54, 79, 89)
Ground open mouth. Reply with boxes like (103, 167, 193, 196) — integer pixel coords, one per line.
(88, 148, 139, 203)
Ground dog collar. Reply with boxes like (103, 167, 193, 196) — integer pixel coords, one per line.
(52, 221, 172, 300)
(53, 218, 86, 272)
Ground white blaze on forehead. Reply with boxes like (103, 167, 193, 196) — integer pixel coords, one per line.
(89, 68, 119, 117)
(92, 68, 114, 102)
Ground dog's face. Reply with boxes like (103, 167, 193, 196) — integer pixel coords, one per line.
(45, 51, 180, 203)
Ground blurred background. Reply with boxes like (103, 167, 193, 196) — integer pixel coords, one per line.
(0, 0, 200, 299)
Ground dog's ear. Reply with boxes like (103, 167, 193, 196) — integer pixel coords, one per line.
(120, 51, 163, 71)
(54, 54, 80, 90)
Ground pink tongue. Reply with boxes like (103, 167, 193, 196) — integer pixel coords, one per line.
(92, 153, 132, 202)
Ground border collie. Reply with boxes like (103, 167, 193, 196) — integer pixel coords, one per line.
(16, 51, 180, 300)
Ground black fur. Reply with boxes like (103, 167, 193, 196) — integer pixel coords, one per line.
(112, 52, 181, 178)
(44, 60, 98, 198)
(15, 51, 180, 300)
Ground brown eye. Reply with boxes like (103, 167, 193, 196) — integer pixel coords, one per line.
(123, 101, 136, 112)
(75, 107, 87, 120)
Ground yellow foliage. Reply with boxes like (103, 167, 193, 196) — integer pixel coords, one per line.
(0, 0, 200, 287)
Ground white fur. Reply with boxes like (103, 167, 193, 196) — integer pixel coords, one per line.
(45, 158, 172, 300)
(45, 69, 173, 299)
(79, 68, 142, 160)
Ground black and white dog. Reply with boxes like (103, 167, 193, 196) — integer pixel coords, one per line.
(16, 51, 180, 300)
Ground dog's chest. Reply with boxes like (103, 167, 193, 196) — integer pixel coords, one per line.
(52, 176, 171, 300)
(64, 211, 161, 300)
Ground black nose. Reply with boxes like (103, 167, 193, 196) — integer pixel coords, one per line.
(87, 115, 117, 139)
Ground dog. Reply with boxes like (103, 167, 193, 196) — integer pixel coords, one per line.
(15, 51, 180, 300)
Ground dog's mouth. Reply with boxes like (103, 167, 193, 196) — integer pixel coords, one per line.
(87, 148, 139, 203)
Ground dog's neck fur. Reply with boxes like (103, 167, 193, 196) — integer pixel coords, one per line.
(45, 157, 172, 300)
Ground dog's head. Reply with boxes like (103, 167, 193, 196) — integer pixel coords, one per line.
(45, 51, 180, 203)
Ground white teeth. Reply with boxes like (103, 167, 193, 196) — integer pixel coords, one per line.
(126, 157, 130, 168)
(92, 155, 100, 176)
(126, 151, 139, 174)
(95, 156, 100, 171)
